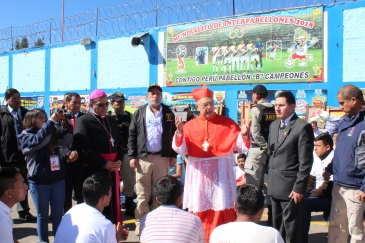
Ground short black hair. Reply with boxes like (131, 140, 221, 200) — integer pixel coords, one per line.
(0, 167, 20, 197)
(337, 84, 364, 102)
(236, 185, 264, 216)
(65, 92, 80, 102)
(82, 173, 112, 207)
(5, 88, 20, 100)
(276, 91, 296, 105)
(314, 133, 333, 150)
(237, 154, 247, 160)
(153, 175, 181, 205)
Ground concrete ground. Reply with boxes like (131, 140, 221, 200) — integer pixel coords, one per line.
(12, 192, 328, 243)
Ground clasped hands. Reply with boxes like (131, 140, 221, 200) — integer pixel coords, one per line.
(115, 222, 129, 241)
(105, 160, 122, 171)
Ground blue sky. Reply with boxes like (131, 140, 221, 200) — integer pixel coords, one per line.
(0, 0, 327, 31)
(0, 0, 129, 30)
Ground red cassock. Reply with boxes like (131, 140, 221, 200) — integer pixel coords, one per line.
(174, 113, 250, 242)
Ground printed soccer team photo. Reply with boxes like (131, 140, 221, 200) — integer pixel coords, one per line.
(164, 6, 323, 86)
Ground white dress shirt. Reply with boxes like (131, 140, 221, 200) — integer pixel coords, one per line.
(0, 200, 14, 243)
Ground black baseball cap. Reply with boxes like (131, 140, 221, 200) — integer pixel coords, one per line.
(110, 92, 127, 102)
(252, 85, 268, 96)
(148, 84, 162, 92)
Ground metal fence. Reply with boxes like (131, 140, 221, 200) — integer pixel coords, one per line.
(0, 0, 354, 53)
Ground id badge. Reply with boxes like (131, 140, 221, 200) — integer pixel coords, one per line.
(50, 155, 60, 171)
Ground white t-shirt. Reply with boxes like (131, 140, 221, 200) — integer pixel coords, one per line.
(310, 150, 334, 189)
(210, 221, 284, 243)
(235, 166, 245, 181)
(54, 203, 116, 243)
(0, 201, 13, 243)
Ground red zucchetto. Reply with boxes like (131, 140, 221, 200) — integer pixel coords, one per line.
(192, 84, 214, 102)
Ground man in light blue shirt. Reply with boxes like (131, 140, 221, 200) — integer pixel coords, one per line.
(128, 84, 177, 236)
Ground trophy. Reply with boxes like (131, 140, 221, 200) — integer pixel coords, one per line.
(175, 45, 187, 74)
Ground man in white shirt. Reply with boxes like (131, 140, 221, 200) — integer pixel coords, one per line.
(301, 133, 333, 243)
(140, 175, 205, 243)
(55, 173, 129, 243)
(210, 185, 284, 243)
(0, 167, 28, 243)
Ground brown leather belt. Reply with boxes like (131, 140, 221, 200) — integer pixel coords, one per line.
(147, 151, 161, 155)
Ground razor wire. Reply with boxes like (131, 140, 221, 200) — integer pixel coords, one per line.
(0, 0, 354, 53)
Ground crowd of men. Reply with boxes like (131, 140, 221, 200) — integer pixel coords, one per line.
(0, 83, 365, 243)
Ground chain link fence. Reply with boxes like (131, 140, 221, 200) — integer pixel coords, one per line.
(0, 0, 353, 53)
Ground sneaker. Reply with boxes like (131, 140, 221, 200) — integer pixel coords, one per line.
(19, 212, 37, 221)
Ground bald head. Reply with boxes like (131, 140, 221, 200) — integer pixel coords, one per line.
(337, 85, 364, 102)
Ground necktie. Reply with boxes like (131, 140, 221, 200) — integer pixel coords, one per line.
(278, 122, 286, 142)
(13, 110, 23, 134)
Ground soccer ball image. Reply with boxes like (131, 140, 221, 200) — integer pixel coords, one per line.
(285, 59, 294, 68)
(176, 45, 186, 58)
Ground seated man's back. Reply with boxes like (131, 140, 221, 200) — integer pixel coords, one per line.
(210, 221, 283, 243)
(55, 173, 128, 243)
(210, 185, 284, 243)
(139, 175, 205, 243)
(140, 205, 204, 243)
(55, 203, 116, 243)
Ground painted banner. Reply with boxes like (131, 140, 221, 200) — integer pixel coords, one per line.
(164, 6, 323, 86)
(21, 96, 45, 110)
(50, 95, 90, 114)
(237, 89, 327, 125)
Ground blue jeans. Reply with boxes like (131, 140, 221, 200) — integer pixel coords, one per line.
(301, 196, 332, 243)
(30, 180, 65, 242)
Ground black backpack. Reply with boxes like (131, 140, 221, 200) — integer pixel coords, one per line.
(255, 103, 276, 142)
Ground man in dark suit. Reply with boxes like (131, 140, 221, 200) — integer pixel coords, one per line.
(0, 88, 36, 221)
(266, 91, 314, 243)
(63, 92, 85, 212)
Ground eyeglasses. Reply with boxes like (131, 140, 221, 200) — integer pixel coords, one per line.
(94, 102, 109, 108)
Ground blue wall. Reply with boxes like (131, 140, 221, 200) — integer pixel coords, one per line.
(1, 1, 365, 121)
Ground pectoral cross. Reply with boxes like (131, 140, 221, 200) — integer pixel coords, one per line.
(110, 137, 115, 147)
(202, 140, 210, 151)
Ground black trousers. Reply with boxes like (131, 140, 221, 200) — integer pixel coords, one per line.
(271, 196, 303, 243)
(63, 165, 84, 213)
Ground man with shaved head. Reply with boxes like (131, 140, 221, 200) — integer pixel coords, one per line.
(325, 84, 365, 242)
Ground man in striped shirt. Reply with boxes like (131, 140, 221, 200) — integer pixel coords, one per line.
(139, 175, 205, 243)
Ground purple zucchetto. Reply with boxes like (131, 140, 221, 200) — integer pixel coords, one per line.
(90, 89, 107, 99)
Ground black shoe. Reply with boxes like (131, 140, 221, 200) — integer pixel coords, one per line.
(19, 212, 37, 221)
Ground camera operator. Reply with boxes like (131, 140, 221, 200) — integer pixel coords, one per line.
(62, 92, 85, 212)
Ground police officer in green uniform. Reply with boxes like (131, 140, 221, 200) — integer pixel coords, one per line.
(245, 85, 276, 187)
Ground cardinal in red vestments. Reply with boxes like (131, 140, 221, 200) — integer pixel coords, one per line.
(173, 84, 251, 242)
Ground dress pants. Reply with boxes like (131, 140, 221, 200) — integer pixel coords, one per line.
(301, 196, 332, 243)
(271, 196, 303, 243)
(135, 155, 169, 228)
(63, 162, 84, 213)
